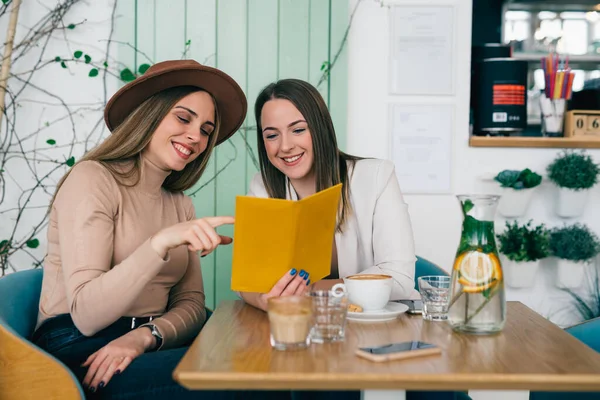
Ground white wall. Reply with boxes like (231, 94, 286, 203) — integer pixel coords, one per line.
(0, 0, 119, 272)
(347, 0, 600, 326)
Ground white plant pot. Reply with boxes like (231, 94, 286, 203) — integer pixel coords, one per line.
(497, 187, 536, 218)
(555, 187, 589, 218)
(500, 255, 540, 288)
(556, 259, 587, 289)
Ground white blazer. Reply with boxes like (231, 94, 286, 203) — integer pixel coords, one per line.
(248, 158, 419, 300)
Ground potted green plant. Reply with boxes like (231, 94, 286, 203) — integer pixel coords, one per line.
(497, 220, 549, 288)
(494, 168, 542, 217)
(549, 223, 600, 289)
(546, 150, 599, 218)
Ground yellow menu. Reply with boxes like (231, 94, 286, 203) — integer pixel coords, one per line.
(230, 184, 342, 293)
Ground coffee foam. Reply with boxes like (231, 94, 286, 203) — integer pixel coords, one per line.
(345, 274, 392, 280)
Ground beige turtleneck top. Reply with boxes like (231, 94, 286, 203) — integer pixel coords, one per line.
(37, 158, 206, 350)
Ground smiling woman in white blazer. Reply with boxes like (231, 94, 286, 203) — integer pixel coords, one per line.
(239, 79, 419, 311)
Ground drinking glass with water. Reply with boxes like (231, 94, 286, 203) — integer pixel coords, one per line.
(418, 276, 451, 321)
(307, 283, 348, 343)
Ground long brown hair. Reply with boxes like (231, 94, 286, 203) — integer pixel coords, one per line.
(51, 86, 220, 206)
(254, 79, 361, 232)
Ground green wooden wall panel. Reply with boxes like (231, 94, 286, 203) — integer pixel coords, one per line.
(245, 0, 279, 188)
(135, 0, 156, 70)
(309, 0, 330, 106)
(328, 0, 348, 152)
(114, 0, 136, 76)
(214, 0, 248, 305)
(117, 0, 349, 309)
(185, 0, 218, 310)
(185, 0, 217, 67)
(278, 0, 310, 80)
(155, 0, 186, 61)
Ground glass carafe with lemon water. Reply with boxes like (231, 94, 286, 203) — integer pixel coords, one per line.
(448, 195, 506, 334)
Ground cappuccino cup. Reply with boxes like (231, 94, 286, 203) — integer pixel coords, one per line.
(343, 274, 393, 311)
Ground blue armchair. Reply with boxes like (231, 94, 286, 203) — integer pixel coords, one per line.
(415, 256, 449, 287)
(529, 317, 600, 400)
(0, 268, 85, 399)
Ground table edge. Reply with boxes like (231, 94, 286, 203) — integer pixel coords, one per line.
(173, 370, 600, 391)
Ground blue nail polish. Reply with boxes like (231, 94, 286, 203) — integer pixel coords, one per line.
(300, 269, 306, 277)
(306, 279, 311, 286)
(290, 268, 297, 275)
(98, 382, 105, 389)
(303, 273, 309, 280)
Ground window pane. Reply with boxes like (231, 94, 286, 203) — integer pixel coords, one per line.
(540, 19, 562, 40)
(561, 20, 588, 55)
(506, 11, 530, 21)
(538, 11, 557, 20)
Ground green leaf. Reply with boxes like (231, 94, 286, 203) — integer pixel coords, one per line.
(547, 150, 600, 190)
(0, 240, 10, 255)
(462, 199, 474, 215)
(88, 68, 99, 77)
(103, 61, 108, 67)
(26, 238, 40, 249)
(520, 168, 542, 189)
(320, 61, 329, 71)
(54, 56, 61, 62)
(84, 54, 92, 64)
(120, 68, 136, 82)
(60, 61, 67, 69)
(494, 170, 520, 188)
(138, 63, 151, 74)
(482, 286, 492, 299)
(46, 139, 56, 145)
(44, 122, 50, 127)
(67, 23, 76, 29)
(2, 0, 11, 4)
(185, 39, 191, 46)
(74, 50, 83, 59)
(66, 157, 75, 167)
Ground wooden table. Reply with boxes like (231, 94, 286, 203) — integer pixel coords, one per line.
(174, 300, 600, 400)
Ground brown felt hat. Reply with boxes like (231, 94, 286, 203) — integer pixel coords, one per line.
(104, 59, 247, 145)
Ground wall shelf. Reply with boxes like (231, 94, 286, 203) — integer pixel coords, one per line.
(469, 136, 600, 149)
(512, 53, 600, 64)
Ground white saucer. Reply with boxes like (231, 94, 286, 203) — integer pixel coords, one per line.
(347, 302, 409, 322)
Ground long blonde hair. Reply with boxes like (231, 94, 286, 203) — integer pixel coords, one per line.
(51, 86, 220, 206)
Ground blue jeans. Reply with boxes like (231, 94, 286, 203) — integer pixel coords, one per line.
(32, 314, 288, 400)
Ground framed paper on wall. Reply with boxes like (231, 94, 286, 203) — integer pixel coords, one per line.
(388, 5, 455, 96)
(389, 104, 453, 194)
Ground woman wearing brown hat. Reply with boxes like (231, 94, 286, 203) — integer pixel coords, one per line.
(31, 60, 246, 399)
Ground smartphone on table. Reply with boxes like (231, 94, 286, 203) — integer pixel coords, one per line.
(393, 299, 423, 314)
(355, 341, 441, 362)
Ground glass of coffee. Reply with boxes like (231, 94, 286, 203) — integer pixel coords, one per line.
(308, 283, 349, 343)
(267, 295, 313, 351)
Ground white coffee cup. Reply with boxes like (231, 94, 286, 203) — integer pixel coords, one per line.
(343, 274, 393, 311)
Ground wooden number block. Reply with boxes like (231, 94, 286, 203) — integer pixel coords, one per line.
(587, 116, 600, 135)
(564, 110, 600, 137)
(574, 115, 587, 131)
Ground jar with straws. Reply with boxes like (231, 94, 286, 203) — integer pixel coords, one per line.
(540, 53, 575, 137)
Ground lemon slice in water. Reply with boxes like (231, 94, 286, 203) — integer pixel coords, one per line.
(455, 251, 498, 286)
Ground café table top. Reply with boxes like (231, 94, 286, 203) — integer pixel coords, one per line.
(173, 300, 600, 391)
